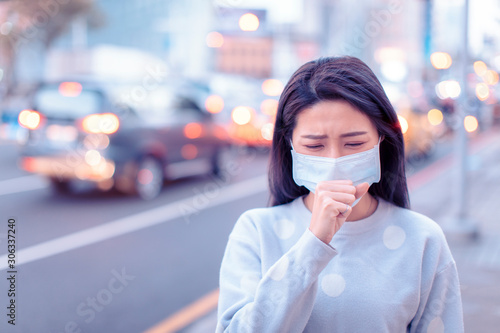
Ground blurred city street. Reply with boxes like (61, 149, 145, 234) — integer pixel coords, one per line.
(1, 0, 500, 332)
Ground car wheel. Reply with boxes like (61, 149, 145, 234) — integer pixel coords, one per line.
(49, 177, 72, 194)
(135, 156, 164, 200)
(210, 147, 223, 178)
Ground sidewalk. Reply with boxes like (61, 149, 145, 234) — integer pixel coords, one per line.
(185, 126, 500, 333)
(410, 126, 500, 332)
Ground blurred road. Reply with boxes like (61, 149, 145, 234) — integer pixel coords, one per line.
(0, 142, 270, 333)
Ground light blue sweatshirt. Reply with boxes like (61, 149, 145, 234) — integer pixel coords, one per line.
(217, 196, 464, 332)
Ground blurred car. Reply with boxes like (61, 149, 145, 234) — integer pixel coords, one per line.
(17, 79, 228, 199)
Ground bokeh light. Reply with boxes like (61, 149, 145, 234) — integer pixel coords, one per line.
(484, 70, 499, 85)
(464, 115, 478, 133)
(430, 52, 452, 69)
(231, 106, 253, 125)
(475, 83, 490, 101)
(435, 80, 461, 99)
(427, 109, 444, 126)
(206, 31, 224, 48)
(397, 115, 409, 134)
(239, 13, 259, 31)
(183, 123, 203, 139)
(261, 79, 284, 96)
(473, 61, 488, 76)
(261, 123, 274, 141)
(18, 110, 42, 130)
(205, 95, 224, 114)
(85, 150, 102, 166)
(82, 113, 120, 135)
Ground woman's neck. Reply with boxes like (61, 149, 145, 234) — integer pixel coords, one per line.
(304, 191, 378, 222)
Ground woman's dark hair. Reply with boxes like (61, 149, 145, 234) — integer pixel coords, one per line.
(268, 56, 410, 209)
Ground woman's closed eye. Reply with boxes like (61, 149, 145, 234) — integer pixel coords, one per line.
(345, 142, 365, 147)
(305, 144, 324, 150)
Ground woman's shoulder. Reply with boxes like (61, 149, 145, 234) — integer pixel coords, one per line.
(385, 200, 448, 244)
(238, 199, 298, 226)
(231, 197, 306, 236)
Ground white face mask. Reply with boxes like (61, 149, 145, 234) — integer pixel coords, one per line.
(291, 138, 381, 206)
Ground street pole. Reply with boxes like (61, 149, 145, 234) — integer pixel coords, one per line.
(444, 0, 479, 240)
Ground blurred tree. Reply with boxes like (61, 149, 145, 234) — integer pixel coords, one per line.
(0, 0, 103, 98)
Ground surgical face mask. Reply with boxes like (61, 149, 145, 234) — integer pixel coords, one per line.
(291, 138, 381, 207)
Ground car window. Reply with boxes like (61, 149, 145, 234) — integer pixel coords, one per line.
(34, 87, 103, 117)
(171, 96, 205, 122)
(137, 88, 206, 124)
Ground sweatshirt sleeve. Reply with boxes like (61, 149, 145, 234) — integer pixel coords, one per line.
(408, 261, 464, 333)
(216, 212, 337, 333)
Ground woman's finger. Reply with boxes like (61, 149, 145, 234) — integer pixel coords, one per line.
(315, 181, 356, 196)
(316, 190, 356, 206)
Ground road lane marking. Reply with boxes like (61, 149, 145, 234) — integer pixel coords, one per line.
(0, 174, 268, 271)
(0, 175, 49, 196)
(143, 289, 220, 333)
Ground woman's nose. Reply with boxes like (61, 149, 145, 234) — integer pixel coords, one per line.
(326, 146, 342, 159)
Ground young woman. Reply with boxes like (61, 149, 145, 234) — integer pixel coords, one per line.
(216, 56, 463, 332)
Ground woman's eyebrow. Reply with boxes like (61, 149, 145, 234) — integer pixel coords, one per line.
(300, 134, 328, 139)
(339, 131, 368, 138)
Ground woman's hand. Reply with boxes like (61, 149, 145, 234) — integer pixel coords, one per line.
(309, 180, 370, 244)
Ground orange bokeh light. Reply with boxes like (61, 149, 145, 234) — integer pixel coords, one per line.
(475, 83, 489, 101)
(484, 70, 499, 85)
(183, 123, 203, 139)
(205, 95, 224, 114)
(430, 52, 452, 69)
(473, 61, 487, 76)
(397, 115, 409, 134)
(261, 79, 284, 96)
(82, 113, 120, 135)
(18, 109, 42, 130)
(464, 115, 478, 132)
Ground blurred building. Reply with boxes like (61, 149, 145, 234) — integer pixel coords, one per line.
(52, 0, 213, 78)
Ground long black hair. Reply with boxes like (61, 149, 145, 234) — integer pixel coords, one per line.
(268, 56, 410, 209)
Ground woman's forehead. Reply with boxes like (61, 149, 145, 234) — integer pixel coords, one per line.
(294, 101, 377, 134)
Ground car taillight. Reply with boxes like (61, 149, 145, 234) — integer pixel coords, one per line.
(81, 113, 120, 135)
(18, 110, 43, 130)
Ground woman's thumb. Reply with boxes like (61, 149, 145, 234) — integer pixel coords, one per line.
(355, 182, 370, 200)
